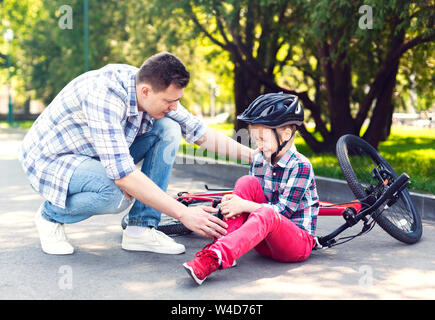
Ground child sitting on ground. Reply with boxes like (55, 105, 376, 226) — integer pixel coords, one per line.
(183, 92, 319, 285)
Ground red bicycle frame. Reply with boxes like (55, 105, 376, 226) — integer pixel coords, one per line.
(176, 191, 362, 216)
(171, 173, 410, 249)
(318, 200, 362, 216)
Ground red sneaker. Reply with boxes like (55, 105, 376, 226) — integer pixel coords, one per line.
(183, 249, 220, 285)
(202, 240, 237, 269)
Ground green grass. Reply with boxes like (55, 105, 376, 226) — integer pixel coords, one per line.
(296, 127, 435, 194)
(0, 120, 34, 130)
(179, 123, 435, 194)
(378, 127, 435, 194)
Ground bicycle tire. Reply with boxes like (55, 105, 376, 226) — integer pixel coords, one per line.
(336, 134, 422, 244)
(120, 200, 221, 236)
(157, 214, 192, 236)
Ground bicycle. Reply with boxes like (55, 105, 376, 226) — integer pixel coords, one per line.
(121, 134, 423, 248)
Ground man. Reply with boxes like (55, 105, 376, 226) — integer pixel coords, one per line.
(18, 52, 255, 255)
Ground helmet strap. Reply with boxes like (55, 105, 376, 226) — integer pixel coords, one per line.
(271, 128, 295, 163)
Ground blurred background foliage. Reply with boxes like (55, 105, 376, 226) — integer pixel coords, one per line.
(0, 0, 434, 151)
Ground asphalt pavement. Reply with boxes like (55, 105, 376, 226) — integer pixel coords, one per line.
(0, 126, 434, 300)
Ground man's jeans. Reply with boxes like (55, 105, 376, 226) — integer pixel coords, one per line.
(41, 117, 182, 228)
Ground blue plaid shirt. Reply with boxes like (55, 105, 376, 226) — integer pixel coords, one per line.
(249, 145, 319, 235)
(18, 64, 207, 209)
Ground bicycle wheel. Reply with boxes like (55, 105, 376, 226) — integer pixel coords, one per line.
(157, 213, 192, 236)
(120, 200, 222, 236)
(336, 134, 422, 244)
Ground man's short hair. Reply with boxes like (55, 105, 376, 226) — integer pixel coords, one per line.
(136, 52, 190, 91)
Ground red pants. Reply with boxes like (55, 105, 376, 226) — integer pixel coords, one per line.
(210, 175, 314, 269)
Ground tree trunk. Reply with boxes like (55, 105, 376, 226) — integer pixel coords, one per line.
(233, 62, 261, 133)
(362, 25, 405, 150)
(328, 59, 357, 139)
(24, 97, 31, 116)
(362, 60, 399, 149)
(317, 43, 356, 152)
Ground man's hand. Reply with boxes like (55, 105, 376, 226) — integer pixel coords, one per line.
(115, 169, 228, 239)
(252, 147, 261, 159)
(179, 205, 228, 239)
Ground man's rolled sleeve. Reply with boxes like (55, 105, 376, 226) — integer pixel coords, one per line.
(103, 153, 136, 180)
(166, 102, 208, 143)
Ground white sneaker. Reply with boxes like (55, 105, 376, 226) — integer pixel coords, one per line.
(34, 205, 74, 255)
(122, 226, 185, 254)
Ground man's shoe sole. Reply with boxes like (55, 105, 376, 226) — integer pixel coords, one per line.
(122, 242, 185, 255)
(40, 245, 74, 255)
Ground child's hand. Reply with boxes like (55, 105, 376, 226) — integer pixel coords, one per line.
(220, 194, 247, 219)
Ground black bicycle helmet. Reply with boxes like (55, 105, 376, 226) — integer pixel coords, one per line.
(237, 92, 303, 128)
(237, 92, 304, 162)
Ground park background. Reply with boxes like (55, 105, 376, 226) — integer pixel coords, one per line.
(0, 0, 434, 194)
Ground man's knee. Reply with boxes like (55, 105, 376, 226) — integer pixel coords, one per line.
(100, 183, 133, 214)
(153, 118, 182, 165)
(154, 117, 182, 141)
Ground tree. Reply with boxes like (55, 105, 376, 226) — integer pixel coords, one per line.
(10, 0, 234, 114)
(154, 0, 435, 151)
(6, 0, 434, 153)
(20, 0, 133, 104)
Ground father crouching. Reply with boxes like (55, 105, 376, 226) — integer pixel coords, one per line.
(18, 52, 254, 255)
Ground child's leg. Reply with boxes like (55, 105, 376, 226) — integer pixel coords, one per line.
(231, 175, 314, 262)
(209, 206, 278, 269)
(233, 175, 267, 203)
(210, 207, 314, 268)
(207, 175, 268, 267)
(203, 175, 265, 253)
(223, 175, 267, 234)
(254, 215, 314, 262)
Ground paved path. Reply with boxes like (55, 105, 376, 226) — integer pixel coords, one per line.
(0, 127, 434, 300)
